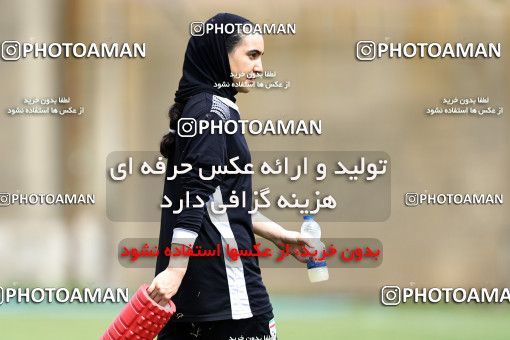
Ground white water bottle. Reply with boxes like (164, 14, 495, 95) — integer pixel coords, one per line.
(300, 215, 329, 282)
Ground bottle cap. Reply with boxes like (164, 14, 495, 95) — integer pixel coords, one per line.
(307, 260, 327, 269)
(303, 215, 314, 221)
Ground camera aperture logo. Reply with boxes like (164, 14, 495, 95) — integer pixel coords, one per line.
(381, 285, 401, 306)
(356, 41, 501, 61)
(2, 41, 21, 60)
(356, 41, 376, 61)
(0, 192, 11, 206)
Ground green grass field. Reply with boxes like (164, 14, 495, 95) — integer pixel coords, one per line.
(1, 295, 509, 339)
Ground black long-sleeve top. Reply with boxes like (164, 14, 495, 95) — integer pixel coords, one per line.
(156, 92, 273, 323)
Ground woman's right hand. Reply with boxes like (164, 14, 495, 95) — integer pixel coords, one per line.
(147, 267, 186, 306)
(273, 229, 315, 264)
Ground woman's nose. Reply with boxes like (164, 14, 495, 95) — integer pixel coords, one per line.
(253, 60, 263, 73)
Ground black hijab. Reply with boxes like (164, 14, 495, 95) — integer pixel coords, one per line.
(174, 13, 252, 104)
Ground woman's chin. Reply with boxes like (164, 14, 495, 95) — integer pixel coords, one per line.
(236, 86, 250, 93)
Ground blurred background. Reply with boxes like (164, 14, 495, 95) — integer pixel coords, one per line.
(0, 0, 509, 338)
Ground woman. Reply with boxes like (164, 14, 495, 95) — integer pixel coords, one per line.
(151, 13, 308, 340)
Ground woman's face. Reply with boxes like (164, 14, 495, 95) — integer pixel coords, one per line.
(228, 33, 264, 93)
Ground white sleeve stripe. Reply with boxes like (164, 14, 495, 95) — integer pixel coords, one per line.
(172, 228, 199, 246)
